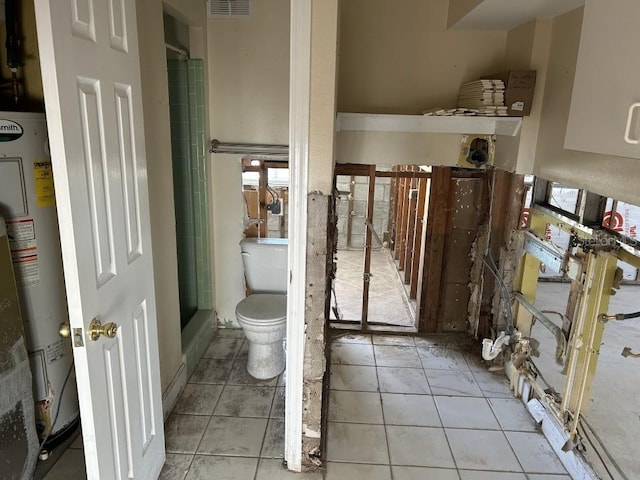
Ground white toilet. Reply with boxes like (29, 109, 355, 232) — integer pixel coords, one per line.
(235, 237, 288, 379)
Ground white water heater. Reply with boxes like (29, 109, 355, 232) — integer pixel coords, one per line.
(0, 112, 79, 444)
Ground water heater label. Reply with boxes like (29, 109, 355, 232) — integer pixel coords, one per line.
(0, 119, 24, 142)
(34, 160, 56, 207)
(46, 338, 67, 364)
(6, 218, 40, 287)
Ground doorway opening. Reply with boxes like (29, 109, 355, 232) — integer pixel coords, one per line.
(330, 164, 431, 332)
(330, 165, 491, 335)
(241, 158, 289, 240)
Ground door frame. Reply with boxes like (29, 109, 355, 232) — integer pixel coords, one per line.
(285, 0, 311, 471)
(332, 164, 432, 331)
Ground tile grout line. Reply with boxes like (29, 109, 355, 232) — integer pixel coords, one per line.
(370, 336, 395, 480)
(427, 346, 462, 480)
(475, 359, 532, 477)
(180, 337, 243, 478)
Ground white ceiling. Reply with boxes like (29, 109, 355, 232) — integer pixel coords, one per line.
(450, 0, 585, 30)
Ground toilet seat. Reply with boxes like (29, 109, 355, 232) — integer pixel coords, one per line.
(236, 294, 286, 325)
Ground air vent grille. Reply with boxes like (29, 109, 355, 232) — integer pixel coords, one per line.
(208, 0, 252, 17)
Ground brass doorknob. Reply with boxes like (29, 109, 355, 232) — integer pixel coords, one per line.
(59, 322, 71, 338)
(88, 318, 118, 341)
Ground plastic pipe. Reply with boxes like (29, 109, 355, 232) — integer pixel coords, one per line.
(482, 332, 510, 361)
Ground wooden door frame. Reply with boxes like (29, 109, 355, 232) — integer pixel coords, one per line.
(333, 164, 431, 331)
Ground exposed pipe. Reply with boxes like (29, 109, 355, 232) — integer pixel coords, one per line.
(599, 310, 640, 323)
(513, 292, 566, 364)
(5, 0, 24, 105)
(482, 332, 511, 361)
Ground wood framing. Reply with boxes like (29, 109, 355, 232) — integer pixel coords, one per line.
(360, 164, 377, 328)
(258, 163, 267, 237)
(403, 174, 418, 284)
(419, 166, 452, 332)
(410, 178, 427, 299)
(397, 172, 410, 269)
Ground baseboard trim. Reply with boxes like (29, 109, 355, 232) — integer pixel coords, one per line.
(162, 362, 187, 421)
(181, 309, 216, 379)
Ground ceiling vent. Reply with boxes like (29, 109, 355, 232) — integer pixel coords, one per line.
(208, 0, 252, 17)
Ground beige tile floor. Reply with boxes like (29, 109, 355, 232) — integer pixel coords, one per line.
(42, 329, 571, 479)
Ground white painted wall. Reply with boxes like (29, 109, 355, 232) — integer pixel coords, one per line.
(208, 0, 290, 327)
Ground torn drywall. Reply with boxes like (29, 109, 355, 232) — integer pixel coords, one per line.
(302, 193, 329, 470)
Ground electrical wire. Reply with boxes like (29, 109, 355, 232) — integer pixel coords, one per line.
(577, 420, 617, 480)
(24, 360, 76, 480)
(579, 415, 630, 480)
(266, 184, 279, 203)
(482, 256, 513, 332)
(481, 252, 514, 333)
(38, 362, 75, 453)
(330, 279, 343, 320)
(613, 311, 640, 321)
(529, 356, 630, 480)
(525, 359, 557, 395)
(541, 310, 568, 323)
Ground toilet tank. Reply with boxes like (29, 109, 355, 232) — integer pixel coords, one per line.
(240, 238, 288, 294)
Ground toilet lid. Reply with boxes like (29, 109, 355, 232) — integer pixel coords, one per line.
(236, 294, 287, 323)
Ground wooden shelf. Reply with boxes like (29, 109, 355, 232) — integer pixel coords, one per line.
(336, 112, 523, 136)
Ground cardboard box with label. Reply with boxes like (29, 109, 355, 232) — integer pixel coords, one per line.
(488, 70, 536, 116)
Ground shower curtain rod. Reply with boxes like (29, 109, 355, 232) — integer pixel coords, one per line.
(210, 139, 289, 156)
(165, 43, 189, 57)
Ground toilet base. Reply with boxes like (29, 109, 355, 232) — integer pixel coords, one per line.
(246, 339, 285, 380)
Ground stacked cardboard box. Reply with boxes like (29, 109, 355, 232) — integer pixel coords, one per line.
(486, 71, 536, 116)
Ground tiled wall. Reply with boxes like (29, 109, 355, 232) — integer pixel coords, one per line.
(167, 58, 213, 328)
(188, 60, 213, 312)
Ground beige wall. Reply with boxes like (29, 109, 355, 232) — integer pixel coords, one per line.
(208, 0, 290, 327)
(336, 131, 462, 166)
(137, 0, 209, 391)
(447, 0, 484, 28)
(504, 20, 536, 71)
(338, 0, 507, 115)
(494, 18, 552, 173)
(335, 0, 508, 167)
(534, 8, 640, 205)
(136, 0, 181, 392)
(309, 0, 339, 194)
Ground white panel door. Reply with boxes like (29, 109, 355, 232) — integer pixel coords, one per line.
(34, 1, 165, 478)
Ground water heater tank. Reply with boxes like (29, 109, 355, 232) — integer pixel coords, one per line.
(0, 112, 79, 445)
